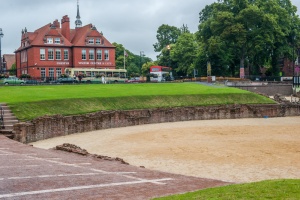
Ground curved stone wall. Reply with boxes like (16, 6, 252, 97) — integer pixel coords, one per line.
(13, 104, 300, 143)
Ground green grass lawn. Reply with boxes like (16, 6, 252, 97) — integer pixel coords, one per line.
(0, 83, 275, 121)
(153, 179, 300, 200)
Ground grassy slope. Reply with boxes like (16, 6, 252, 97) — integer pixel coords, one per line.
(0, 83, 275, 121)
(153, 179, 300, 200)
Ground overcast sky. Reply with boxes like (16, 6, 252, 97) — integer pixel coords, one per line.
(1, 0, 300, 60)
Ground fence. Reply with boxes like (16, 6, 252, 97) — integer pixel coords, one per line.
(293, 76, 300, 87)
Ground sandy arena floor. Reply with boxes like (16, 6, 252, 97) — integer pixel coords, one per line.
(31, 117, 300, 183)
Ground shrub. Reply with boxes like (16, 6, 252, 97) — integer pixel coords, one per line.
(20, 74, 31, 79)
(60, 74, 68, 78)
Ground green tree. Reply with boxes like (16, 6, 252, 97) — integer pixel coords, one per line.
(113, 42, 127, 69)
(126, 63, 140, 78)
(141, 61, 157, 76)
(153, 24, 181, 52)
(197, 0, 300, 78)
(9, 63, 17, 75)
(180, 24, 190, 34)
(170, 33, 198, 76)
(113, 42, 152, 75)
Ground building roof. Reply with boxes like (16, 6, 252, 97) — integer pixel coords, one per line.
(15, 16, 114, 52)
(3, 54, 15, 69)
(71, 24, 113, 47)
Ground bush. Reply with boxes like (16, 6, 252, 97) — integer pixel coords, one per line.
(20, 74, 31, 79)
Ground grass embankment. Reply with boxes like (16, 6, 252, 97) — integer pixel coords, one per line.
(153, 179, 300, 200)
(0, 83, 275, 121)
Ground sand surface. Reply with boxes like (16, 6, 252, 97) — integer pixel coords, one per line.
(31, 117, 300, 183)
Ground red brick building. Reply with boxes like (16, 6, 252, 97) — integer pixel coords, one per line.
(15, 5, 115, 80)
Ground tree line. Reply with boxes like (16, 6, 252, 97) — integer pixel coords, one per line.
(114, 0, 300, 79)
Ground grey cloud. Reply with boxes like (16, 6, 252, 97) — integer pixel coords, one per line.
(1, 0, 300, 60)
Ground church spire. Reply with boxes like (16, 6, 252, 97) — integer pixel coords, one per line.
(75, 0, 82, 28)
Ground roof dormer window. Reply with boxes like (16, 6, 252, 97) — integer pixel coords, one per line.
(47, 38, 53, 44)
(88, 38, 94, 44)
(55, 38, 61, 44)
(96, 38, 101, 44)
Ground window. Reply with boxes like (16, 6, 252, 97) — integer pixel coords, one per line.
(97, 50, 102, 60)
(56, 68, 62, 77)
(104, 50, 109, 60)
(55, 38, 61, 44)
(41, 68, 46, 80)
(49, 68, 54, 81)
(64, 49, 69, 60)
(21, 51, 27, 62)
(88, 38, 94, 44)
(40, 49, 45, 60)
(47, 38, 53, 44)
(96, 38, 101, 44)
(55, 49, 61, 60)
(82, 49, 86, 60)
(89, 49, 94, 60)
(48, 49, 54, 60)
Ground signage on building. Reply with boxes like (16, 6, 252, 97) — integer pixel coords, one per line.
(78, 62, 113, 65)
(57, 62, 69, 65)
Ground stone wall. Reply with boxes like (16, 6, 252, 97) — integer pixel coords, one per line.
(13, 104, 300, 144)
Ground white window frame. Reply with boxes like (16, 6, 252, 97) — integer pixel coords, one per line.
(55, 49, 61, 60)
(104, 50, 109, 60)
(49, 68, 54, 80)
(64, 49, 69, 60)
(97, 50, 102, 60)
(48, 49, 54, 60)
(96, 38, 101, 44)
(47, 38, 53, 44)
(82, 49, 87, 60)
(40, 49, 45, 60)
(89, 49, 94, 60)
(56, 68, 62, 77)
(88, 38, 94, 44)
(41, 68, 46, 79)
(55, 38, 61, 44)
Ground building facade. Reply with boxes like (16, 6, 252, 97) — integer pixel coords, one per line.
(15, 6, 115, 80)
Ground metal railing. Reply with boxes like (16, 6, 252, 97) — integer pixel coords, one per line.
(0, 105, 4, 129)
(293, 76, 300, 87)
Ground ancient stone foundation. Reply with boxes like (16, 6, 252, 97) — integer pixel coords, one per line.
(13, 104, 300, 143)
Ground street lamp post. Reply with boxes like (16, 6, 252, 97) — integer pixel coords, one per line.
(292, 33, 295, 77)
(140, 51, 144, 69)
(166, 45, 171, 68)
(0, 28, 4, 74)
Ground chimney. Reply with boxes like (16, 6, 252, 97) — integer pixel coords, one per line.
(61, 15, 70, 41)
(53, 19, 60, 29)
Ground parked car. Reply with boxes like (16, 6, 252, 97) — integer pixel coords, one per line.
(0, 77, 25, 85)
(51, 77, 78, 84)
(25, 79, 42, 85)
(125, 77, 145, 83)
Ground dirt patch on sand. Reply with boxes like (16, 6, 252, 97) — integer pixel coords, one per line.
(31, 117, 300, 183)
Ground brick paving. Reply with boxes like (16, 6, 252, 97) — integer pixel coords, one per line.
(0, 136, 231, 200)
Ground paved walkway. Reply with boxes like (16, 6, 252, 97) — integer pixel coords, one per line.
(0, 136, 230, 200)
